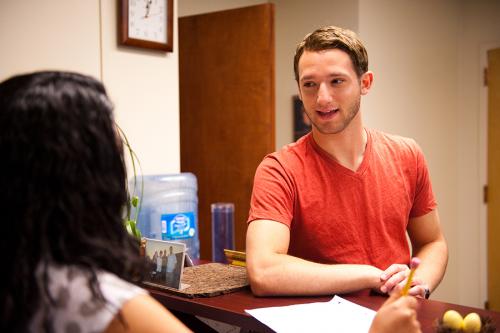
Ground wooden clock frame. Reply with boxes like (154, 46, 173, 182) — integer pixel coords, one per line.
(119, 0, 173, 52)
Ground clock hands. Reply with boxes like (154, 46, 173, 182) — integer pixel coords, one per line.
(142, 0, 163, 20)
(144, 0, 153, 18)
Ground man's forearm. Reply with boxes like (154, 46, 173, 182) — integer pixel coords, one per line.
(413, 238, 448, 292)
(247, 252, 383, 296)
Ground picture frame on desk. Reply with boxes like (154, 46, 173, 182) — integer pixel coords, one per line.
(143, 238, 185, 290)
(118, 0, 174, 52)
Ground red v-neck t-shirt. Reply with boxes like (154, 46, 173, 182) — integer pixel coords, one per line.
(248, 129, 436, 269)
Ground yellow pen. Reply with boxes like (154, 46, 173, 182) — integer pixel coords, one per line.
(401, 257, 421, 296)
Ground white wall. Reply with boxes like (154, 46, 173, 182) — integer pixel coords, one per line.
(0, 0, 180, 175)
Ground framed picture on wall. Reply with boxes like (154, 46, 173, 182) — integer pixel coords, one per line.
(293, 95, 311, 141)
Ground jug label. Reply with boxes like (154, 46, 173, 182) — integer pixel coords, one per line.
(160, 212, 196, 240)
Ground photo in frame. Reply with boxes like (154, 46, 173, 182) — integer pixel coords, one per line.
(143, 238, 186, 289)
(293, 95, 311, 141)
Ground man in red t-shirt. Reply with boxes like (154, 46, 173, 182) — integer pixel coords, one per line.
(246, 26, 448, 299)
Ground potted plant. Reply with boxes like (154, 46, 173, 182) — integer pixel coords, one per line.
(117, 125, 144, 253)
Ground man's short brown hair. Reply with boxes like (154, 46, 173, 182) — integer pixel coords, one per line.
(294, 26, 368, 82)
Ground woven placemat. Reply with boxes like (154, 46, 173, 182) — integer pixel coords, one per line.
(144, 263, 249, 298)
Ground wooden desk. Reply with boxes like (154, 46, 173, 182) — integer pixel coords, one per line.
(149, 286, 500, 332)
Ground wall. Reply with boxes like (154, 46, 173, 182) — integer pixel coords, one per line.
(359, 0, 460, 304)
(0, 0, 180, 175)
(0, 0, 100, 79)
(359, 0, 500, 307)
(100, 0, 180, 175)
(178, 0, 266, 16)
(456, 0, 500, 308)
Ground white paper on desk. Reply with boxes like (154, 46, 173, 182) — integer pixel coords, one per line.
(245, 295, 376, 333)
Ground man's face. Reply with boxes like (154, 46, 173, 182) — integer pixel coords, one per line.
(297, 49, 370, 135)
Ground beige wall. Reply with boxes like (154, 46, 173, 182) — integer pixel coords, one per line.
(359, 0, 460, 304)
(0, 0, 100, 78)
(359, 0, 500, 307)
(100, 0, 180, 175)
(456, 0, 500, 308)
(0, 0, 180, 175)
(179, 0, 266, 16)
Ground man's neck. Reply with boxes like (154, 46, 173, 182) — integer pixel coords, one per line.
(312, 120, 367, 172)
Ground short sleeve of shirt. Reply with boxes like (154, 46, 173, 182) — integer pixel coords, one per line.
(247, 154, 295, 227)
(409, 141, 437, 218)
(30, 264, 147, 333)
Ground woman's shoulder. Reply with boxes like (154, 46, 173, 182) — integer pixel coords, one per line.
(41, 263, 147, 305)
(31, 263, 148, 333)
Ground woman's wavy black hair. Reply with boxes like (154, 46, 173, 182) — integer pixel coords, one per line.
(0, 71, 144, 331)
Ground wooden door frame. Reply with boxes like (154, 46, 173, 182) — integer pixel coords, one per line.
(479, 42, 500, 308)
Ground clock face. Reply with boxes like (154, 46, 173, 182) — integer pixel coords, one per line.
(128, 0, 167, 44)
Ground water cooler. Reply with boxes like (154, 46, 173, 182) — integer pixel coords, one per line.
(130, 173, 200, 259)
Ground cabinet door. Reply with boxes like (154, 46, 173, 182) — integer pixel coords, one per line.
(179, 4, 275, 259)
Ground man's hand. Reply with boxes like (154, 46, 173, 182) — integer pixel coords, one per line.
(380, 264, 428, 298)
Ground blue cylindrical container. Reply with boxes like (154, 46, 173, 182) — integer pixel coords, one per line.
(130, 173, 200, 260)
(211, 203, 235, 263)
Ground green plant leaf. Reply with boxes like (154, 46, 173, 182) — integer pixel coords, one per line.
(133, 223, 142, 239)
(125, 220, 134, 235)
(125, 219, 142, 241)
(131, 196, 139, 208)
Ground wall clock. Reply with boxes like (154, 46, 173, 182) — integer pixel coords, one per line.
(119, 0, 173, 52)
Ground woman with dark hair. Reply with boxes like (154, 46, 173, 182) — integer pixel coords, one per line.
(0, 71, 190, 333)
